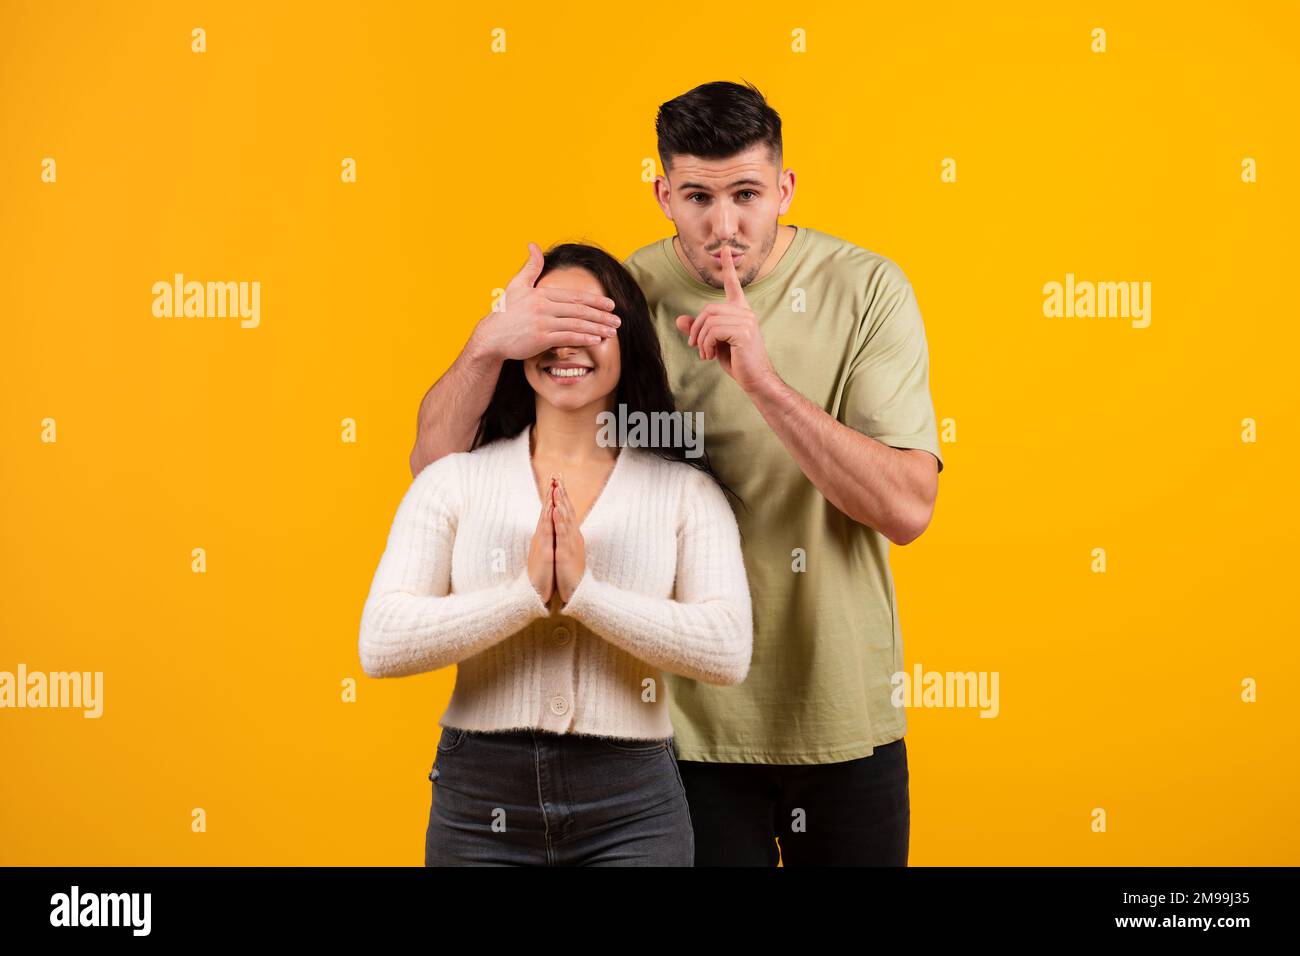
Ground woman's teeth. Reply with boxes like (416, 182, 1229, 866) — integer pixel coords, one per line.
(546, 367, 590, 378)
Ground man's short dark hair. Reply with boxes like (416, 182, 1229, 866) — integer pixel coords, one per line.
(655, 80, 783, 175)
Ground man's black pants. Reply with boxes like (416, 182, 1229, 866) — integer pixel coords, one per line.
(673, 737, 910, 866)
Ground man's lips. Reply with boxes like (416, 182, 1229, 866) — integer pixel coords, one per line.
(711, 249, 744, 262)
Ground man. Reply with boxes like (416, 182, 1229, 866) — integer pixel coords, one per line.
(408, 80, 943, 866)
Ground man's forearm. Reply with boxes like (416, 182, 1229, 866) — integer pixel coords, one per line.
(745, 372, 934, 544)
(409, 335, 503, 477)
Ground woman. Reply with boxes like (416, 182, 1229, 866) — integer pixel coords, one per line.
(358, 242, 753, 866)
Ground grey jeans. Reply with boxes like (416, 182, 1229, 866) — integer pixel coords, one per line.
(424, 726, 694, 866)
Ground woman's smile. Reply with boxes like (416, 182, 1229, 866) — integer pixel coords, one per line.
(540, 361, 594, 381)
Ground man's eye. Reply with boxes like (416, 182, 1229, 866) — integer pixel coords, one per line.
(688, 193, 708, 203)
(739, 190, 757, 200)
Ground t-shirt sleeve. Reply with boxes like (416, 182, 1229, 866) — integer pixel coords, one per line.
(839, 259, 944, 474)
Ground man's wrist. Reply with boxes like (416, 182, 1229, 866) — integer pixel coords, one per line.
(464, 324, 504, 368)
(746, 368, 803, 437)
(743, 367, 787, 404)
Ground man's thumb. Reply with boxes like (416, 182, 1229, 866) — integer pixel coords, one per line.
(512, 242, 545, 288)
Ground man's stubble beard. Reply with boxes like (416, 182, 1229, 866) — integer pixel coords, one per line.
(679, 225, 776, 291)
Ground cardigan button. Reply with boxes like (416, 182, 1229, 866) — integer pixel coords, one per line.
(549, 695, 569, 716)
(552, 626, 571, 646)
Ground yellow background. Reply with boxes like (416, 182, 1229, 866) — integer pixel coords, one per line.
(2, 1, 1296, 865)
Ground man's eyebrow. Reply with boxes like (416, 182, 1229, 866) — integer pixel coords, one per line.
(675, 178, 766, 192)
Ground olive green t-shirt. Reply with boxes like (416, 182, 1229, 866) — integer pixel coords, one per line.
(621, 224, 944, 765)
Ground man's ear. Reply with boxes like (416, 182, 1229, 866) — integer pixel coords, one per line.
(653, 175, 676, 221)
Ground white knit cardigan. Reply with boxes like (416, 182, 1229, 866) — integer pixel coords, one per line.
(358, 426, 753, 739)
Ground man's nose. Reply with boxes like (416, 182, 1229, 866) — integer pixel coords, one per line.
(711, 203, 737, 243)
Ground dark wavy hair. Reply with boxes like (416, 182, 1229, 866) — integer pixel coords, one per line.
(470, 242, 745, 516)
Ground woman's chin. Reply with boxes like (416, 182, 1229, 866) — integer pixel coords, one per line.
(535, 385, 612, 412)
